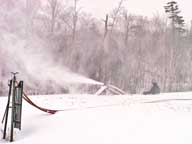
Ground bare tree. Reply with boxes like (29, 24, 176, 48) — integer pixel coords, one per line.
(103, 14, 109, 39)
(25, 0, 41, 38)
(121, 10, 134, 46)
(72, 0, 80, 42)
(46, 0, 62, 34)
(110, 0, 125, 34)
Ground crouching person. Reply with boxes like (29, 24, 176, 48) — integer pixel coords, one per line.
(143, 82, 160, 95)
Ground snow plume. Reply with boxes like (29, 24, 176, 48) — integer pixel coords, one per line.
(0, 33, 103, 95)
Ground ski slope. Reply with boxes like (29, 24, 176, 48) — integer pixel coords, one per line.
(1, 92, 192, 144)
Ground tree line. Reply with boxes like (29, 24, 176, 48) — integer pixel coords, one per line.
(0, 0, 192, 95)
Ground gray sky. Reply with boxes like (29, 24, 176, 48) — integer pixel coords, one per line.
(79, 0, 192, 24)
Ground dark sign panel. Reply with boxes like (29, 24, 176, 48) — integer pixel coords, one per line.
(14, 81, 23, 130)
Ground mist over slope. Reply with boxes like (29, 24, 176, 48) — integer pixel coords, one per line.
(1, 0, 192, 95)
(0, 0, 103, 95)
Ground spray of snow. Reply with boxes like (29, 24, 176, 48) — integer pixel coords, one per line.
(0, 33, 103, 94)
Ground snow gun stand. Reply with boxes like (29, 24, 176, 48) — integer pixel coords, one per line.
(1, 72, 23, 142)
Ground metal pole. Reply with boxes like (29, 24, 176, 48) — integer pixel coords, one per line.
(3, 80, 12, 139)
(2, 104, 8, 124)
(10, 72, 18, 142)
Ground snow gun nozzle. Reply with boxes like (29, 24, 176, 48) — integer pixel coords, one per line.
(11, 72, 19, 76)
(11, 72, 19, 80)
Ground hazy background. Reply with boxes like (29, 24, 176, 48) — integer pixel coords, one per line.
(0, 0, 192, 95)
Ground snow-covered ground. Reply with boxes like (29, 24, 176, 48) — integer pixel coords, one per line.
(1, 92, 192, 144)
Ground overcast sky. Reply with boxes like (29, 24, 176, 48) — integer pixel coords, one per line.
(79, 0, 192, 24)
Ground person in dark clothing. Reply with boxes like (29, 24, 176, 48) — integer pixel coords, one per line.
(143, 82, 160, 95)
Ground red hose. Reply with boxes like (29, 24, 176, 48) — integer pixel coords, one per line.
(22, 92, 58, 114)
(16, 81, 58, 114)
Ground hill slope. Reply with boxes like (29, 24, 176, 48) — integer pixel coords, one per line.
(1, 93, 192, 144)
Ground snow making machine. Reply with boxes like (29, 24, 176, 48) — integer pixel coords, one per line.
(2, 72, 23, 142)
